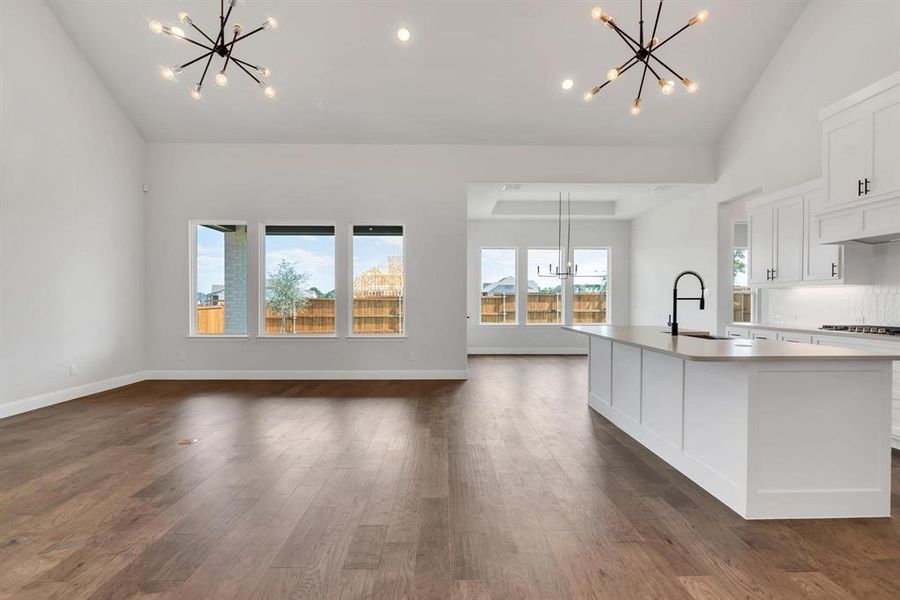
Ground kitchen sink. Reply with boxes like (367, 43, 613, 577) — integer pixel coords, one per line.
(665, 331, 731, 340)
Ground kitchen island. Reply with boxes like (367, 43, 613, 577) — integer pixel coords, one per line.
(564, 325, 900, 519)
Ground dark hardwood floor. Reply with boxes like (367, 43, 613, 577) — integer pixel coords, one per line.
(1, 356, 898, 599)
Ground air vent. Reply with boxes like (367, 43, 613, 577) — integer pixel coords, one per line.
(651, 185, 674, 193)
(501, 184, 524, 191)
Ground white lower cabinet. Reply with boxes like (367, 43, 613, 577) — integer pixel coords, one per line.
(726, 327, 750, 339)
(750, 329, 779, 341)
(778, 332, 813, 344)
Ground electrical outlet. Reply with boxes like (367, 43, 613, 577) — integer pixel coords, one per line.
(177, 350, 187, 362)
(409, 352, 416, 362)
(68, 363, 78, 376)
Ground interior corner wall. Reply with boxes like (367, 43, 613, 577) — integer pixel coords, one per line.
(0, 1, 146, 414)
(144, 143, 712, 377)
(466, 219, 631, 354)
(630, 0, 900, 334)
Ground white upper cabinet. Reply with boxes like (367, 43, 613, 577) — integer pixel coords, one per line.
(815, 71, 900, 243)
(747, 180, 871, 288)
(773, 195, 804, 283)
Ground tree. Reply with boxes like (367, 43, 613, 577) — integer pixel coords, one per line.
(266, 259, 311, 333)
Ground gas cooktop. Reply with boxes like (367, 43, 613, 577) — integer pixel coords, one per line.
(820, 325, 900, 336)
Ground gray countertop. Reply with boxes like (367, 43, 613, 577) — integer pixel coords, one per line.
(729, 322, 900, 344)
(563, 325, 900, 362)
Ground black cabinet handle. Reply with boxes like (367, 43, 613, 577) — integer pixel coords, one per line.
(858, 179, 864, 196)
(864, 178, 871, 195)
(831, 262, 837, 277)
(766, 268, 771, 281)
(771, 268, 776, 280)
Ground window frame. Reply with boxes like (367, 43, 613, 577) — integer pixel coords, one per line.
(347, 221, 407, 338)
(571, 246, 612, 325)
(525, 246, 566, 327)
(479, 246, 519, 326)
(188, 219, 249, 339)
(257, 219, 338, 339)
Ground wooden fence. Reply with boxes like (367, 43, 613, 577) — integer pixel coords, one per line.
(733, 288, 752, 322)
(196, 296, 404, 335)
(480, 292, 607, 324)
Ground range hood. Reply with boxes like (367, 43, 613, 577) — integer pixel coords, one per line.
(813, 195, 900, 245)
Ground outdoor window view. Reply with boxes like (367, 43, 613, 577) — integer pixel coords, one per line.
(733, 223, 752, 322)
(263, 224, 336, 335)
(480, 248, 517, 324)
(527, 248, 562, 324)
(194, 223, 248, 335)
(573, 248, 609, 324)
(352, 225, 404, 335)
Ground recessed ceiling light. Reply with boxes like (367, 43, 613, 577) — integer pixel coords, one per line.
(397, 27, 411, 42)
(561, 78, 574, 91)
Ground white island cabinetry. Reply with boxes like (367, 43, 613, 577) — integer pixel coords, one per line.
(568, 325, 897, 520)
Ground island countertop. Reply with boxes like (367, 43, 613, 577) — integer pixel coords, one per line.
(563, 325, 900, 362)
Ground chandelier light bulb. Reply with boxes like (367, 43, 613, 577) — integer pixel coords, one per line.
(630, 98, 641, 115)
(160, 66, 181, 80)
(215, 71, 228, 86)
(263, 16, 278, 30)
(591, 6, 604, 21)
(649, 36, 660, 49)
(397, 27, 411, 42)
(583, 90, 594, 102)
(259, 66, 271, 78)
(607, 68, 619, 81)
(659, 79, 675, 95)
(167, 25, 186, 38)
(262, 84, 276, 98)
(561, 78, 574, 91)
(682, 77, 698, 93)
(190, 84, 202, 100)
(177, 12, 192, 26)
(233, 23, 243, 35)
(689, 9, 709, 26)
(148, 20, 163, 34)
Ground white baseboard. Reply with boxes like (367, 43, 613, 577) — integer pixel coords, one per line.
(142, 369, 469, 381)
(467, 347, 588, 355)
(0, 371, 144, 420)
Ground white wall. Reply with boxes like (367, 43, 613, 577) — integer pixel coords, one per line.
(0, 1, 146, 414)
(145, 144, 712, 377)
(467, 219, 630, 353)
(630, 0, 900, 333)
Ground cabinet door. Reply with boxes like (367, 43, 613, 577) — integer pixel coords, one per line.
(748, 207, 773, 285)
(773, 196, 804, 283)
(823, 116, 867, 206)
(870, 94, 900, 199)
(804, 196, 842, 281)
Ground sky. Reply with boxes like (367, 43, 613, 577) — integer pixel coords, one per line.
(480, 247, 609, 288)
(196, 226, 403, 295)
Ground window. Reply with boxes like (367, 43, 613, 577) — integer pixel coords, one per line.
(480, 248, 517, 324)
(527, 248, 562, 324)
(573, 248, 609, 324)
(352, 225, 404, 335)
(733, 222, 752, 322)
(191, 222, 247, 336)
(261, 224, 336, 336)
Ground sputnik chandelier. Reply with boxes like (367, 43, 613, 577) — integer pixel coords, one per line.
(148, 0, 278, 100)
(583, 1, 708, 115)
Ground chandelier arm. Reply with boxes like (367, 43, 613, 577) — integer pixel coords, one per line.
(198, 47, 219, 88)
(221, 26, 266, 49)
(637, 59, 650, 100)
(648, 52, 684, 82)
(591, 55, 640, 94)
(222, 30, 240, 73)
(173, 35, 214, 52)
(608, 22, 642, 53)
(189, 22, 217, 47)
(652, 22, 690, 53)
(639, 0, 643, 47)
(649, 1, 663, 47)
(233, 60, 262, 85)
(180, 51, 215, 70)
(644, 59, 663, 82)
(230, 56, 260, 71)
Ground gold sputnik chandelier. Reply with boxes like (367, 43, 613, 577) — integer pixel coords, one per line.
(583, 1, 708, 115)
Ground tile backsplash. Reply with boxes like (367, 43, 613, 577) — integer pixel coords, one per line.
(764, 242, 900, 327)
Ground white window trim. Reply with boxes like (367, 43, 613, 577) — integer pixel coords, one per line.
(571, 246, 612, 325)
(479, 246, 519, 326)
(257, 219, 338, 338)
(188, 219, 249, 338)
(526, 247, 565, 327)
(347, 221, 407, 338)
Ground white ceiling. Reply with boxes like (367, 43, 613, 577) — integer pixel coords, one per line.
(49, 0, 807, 145)
(468, 182, 708, 220)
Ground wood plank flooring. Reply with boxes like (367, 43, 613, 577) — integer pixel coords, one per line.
(1, 355, 899, 599)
